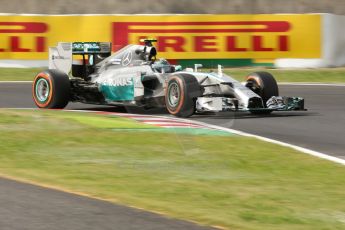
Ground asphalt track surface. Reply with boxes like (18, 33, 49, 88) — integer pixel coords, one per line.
(0, 177, 213, 230)
(1, 82, 344, 159)
(0, 82, 345, 229)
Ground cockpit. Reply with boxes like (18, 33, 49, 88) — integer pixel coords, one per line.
(97, 42, 179, 74)
(151, 59, 176, 73)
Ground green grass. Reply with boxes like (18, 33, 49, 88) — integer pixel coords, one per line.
(56, 111, 156, 129)
(0, 67, 345, 83)
(0, 109, 345, 230)
(0, 68, 44, 81)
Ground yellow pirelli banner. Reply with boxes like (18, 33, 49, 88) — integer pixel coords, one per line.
(0, 14, 321, 60)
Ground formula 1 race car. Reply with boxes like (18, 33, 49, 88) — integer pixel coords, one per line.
(32, 39, 305, 117)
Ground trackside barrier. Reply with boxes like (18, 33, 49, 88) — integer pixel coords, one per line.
(276, 14, 345, 68)
(0, 13, 343, 68)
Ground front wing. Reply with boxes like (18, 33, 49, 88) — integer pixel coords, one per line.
(195, 96, 305, 113)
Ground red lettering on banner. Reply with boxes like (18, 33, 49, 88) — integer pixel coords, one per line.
(0, 22, 48, 33)
(36, 37, 46, 52)
(278, 35, 288, 51)
(0, 22, 48, 52)
(10, 36, 31, 52)
(253, 36, 274, 51)
(112, 21, 291, 53)
(227, 36, 247, 52)
(194, 36, 217, 52)
(158, 36, 186, 52)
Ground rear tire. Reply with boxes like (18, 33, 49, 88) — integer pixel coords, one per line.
(165, 74, 201, 117)
(246, 72, 279, 115)
(32, 69, 70, 109)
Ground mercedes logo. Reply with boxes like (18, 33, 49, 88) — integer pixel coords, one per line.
(122, 51, 132, 66)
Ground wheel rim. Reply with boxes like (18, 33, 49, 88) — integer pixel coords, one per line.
(167, 82, 180, 107)
(35, 78, 50, 102)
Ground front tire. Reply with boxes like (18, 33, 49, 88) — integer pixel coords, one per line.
(165, 74, 201, 117)
(246, 72, 279, 115)
(32, 69, 70, 109)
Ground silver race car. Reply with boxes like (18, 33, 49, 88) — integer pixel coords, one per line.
(32, 39, 305, 117)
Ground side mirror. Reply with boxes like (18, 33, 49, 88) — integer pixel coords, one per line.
(194, 64, 203, 72)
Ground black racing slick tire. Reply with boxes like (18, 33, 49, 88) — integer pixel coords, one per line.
(246, 72, 279, 115)
(165, 74, 201, 118)
(32, 69, 70, 109)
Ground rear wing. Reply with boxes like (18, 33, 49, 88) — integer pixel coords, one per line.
(49, 42, 111, 74)
(71, 42, 111, 54)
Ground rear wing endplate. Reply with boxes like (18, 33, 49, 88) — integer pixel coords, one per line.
(49, 42, 111, 75)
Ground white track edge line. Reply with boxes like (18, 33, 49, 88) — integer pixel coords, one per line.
(185, 119, 345, 166)
(119, 112, 345, 166)
(5, 108, 345, 166)
(2, 81, 345, 87)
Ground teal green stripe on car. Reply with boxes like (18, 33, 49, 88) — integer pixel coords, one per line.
(100, 84, 134, 101)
